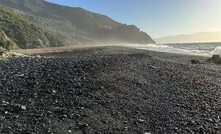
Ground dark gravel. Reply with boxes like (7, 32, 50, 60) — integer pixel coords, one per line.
(0, 47, 221, 134)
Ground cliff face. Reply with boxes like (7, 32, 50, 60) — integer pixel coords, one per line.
(0, 0, 155, 45)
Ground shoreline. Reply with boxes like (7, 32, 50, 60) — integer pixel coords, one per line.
(14, 45, 209, 59)
(15, 45, 218, 68)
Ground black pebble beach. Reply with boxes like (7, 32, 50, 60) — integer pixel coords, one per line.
(0, 46, 221, 134)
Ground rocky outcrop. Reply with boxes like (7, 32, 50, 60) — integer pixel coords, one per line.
(207, 55, 221, 64)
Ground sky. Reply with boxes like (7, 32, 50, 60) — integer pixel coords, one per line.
(46, 0, 221, 38)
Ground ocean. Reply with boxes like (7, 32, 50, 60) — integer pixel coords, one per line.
(119, 42, 221, 57)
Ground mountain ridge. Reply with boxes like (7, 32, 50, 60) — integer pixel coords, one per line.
(0, 0, 155, 45)
(156, 31, 221, 44)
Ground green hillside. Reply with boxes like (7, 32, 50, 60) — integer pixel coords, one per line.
(0, 5, 64, 49)
(0, 30, 16, 50)
(0, 0, 155, 45)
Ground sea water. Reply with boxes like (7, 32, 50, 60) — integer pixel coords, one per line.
(118, 42, 221, 57)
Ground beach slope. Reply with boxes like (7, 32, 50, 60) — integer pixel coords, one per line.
(0, 46, 220, 133)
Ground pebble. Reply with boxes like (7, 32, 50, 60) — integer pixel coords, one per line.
(21, 105, 27, 111)
(138, 119, 145, 123)
(124, 127, 128, 131)
(78, 123, 89, 129)
(149, 65, 157, 70)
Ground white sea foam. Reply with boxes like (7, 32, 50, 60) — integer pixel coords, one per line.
(112, 43, 221, 57)
(210, 46, 221, 55)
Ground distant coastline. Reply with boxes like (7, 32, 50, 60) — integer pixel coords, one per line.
(159, 41, 221, 45)
(155, 31, 221, 44)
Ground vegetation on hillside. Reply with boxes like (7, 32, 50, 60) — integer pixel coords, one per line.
(0, 5, 64, 49)
(0, 30, 16, 51)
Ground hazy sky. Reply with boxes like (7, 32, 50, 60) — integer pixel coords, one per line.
(46, 0, 221, 38)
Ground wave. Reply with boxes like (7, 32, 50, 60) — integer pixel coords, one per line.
(116, 43, 221, 57)
(210, 46, 221, 55)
